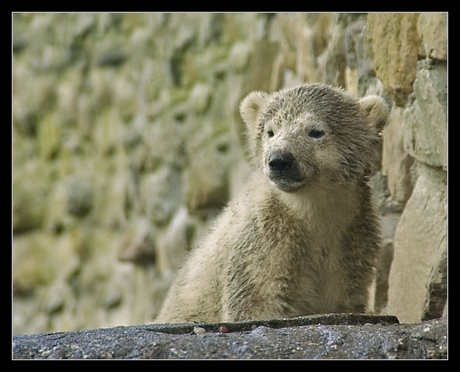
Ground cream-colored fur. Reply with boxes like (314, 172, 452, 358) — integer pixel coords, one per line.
(156, 84, 389, 323)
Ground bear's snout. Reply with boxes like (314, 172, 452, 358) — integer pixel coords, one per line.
(266, 150, 307, 192)
(268, 151, 295, 172)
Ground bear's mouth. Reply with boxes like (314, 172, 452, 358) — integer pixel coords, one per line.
(268, 174, 307, 192)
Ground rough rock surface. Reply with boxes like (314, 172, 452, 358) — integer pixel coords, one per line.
(366, 13, 424, 107)
(12, 314, 447, 360)
(387, 164, 447, 323)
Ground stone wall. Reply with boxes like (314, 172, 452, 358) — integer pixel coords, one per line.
(13, 13, 447, 334)
(367, 13, 447, 323)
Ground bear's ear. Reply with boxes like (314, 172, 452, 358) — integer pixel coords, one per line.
(358, 95, 390, 136)
(240, 91, 270, 161)
(239, 91, 269, 128)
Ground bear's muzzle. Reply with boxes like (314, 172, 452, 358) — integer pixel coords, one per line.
(267, 150, 306, 192)
(268, 151, 295, 172)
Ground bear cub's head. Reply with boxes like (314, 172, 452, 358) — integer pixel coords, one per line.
(240, 84, 389, 193)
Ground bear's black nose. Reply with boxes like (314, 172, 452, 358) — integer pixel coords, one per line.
(268, 151, 295, 171)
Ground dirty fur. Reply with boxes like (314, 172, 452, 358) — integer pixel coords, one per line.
(156, 83, 389, 323)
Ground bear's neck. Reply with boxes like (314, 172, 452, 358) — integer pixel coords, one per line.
(273, 180, 362, 230)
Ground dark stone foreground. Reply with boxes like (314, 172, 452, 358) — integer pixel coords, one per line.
(12, 314, 447, 360)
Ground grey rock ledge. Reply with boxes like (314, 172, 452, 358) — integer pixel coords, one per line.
(12, 313, 447, 359)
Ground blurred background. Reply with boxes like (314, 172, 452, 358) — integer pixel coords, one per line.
(13, 13, 446, 334)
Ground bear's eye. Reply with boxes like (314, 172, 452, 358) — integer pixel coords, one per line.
(308, 129, 324, 139)
(267, 130, 275, 138)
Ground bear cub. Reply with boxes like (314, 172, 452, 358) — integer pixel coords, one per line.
(156, 83, 389, 323)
